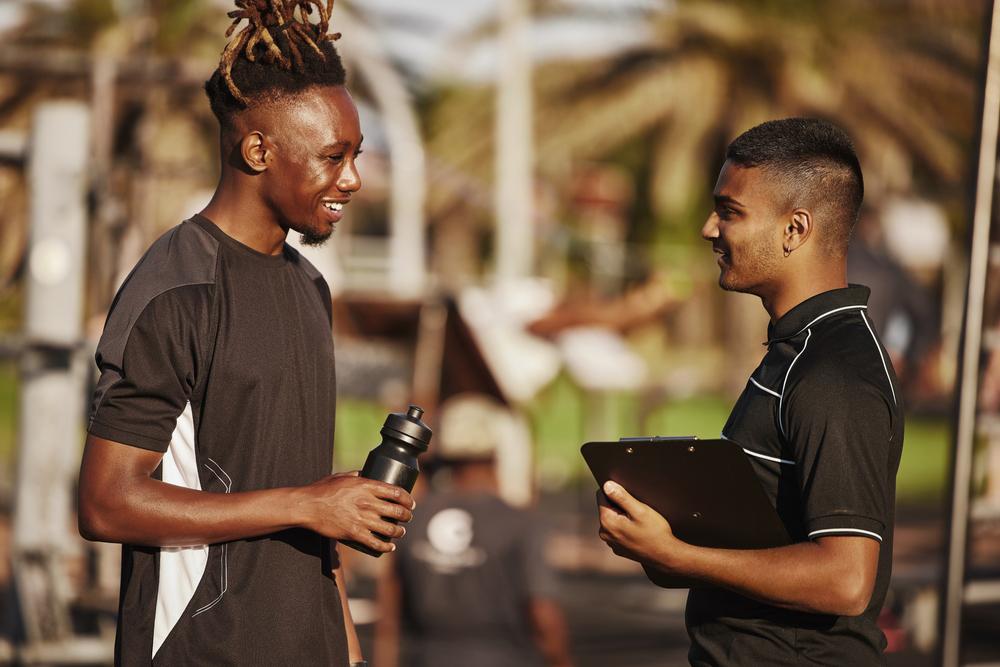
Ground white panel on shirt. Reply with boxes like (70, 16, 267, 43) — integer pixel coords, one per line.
(152, 402, 208, 658)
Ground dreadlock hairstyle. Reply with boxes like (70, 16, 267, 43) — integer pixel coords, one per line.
(205, 0, 347, 127)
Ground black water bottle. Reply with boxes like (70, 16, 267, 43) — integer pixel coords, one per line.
(343, 405, 432, 557)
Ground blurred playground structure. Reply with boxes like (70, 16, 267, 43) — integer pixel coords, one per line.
(0, 0, 999, 665)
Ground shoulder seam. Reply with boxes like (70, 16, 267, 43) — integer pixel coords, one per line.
(778, 328, 812, 438)
(859, 311, 897, 406)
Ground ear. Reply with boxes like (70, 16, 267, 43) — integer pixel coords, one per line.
(784, 208, 813, 254)
(239, 131, 269, 173)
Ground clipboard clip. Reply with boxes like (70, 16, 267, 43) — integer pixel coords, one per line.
(618, 436, 698, 442)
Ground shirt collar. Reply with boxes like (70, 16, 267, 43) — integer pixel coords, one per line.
(766, 284, 871, 346)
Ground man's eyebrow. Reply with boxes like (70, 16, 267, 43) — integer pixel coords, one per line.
(321, 136, 364, 152)
(713, 194, 743, 207)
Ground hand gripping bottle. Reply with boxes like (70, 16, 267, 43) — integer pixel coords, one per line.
(342, 405, 432, 557)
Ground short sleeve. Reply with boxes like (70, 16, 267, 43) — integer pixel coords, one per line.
(522, 512, 558, 599)
(783, 364, 895, 543)
(88, 285, 210, 452)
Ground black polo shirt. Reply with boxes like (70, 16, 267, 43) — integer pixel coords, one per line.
(686, 285, 903, 666)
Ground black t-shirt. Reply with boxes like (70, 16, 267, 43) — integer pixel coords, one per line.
(686, 285, 903, 666)
(393, 491, 557, 667)
(88, 216, 347, 666)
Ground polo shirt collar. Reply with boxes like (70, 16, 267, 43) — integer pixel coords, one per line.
(766, 284, 871, 346)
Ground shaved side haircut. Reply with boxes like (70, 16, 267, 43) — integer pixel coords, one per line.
(726, 118, 864, 257)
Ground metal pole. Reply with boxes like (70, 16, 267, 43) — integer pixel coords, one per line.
(494, 0, 534, 285)
(336, 7, 428, 298)
(12, 101, 90, 648)
(941, 1, 1000, 664)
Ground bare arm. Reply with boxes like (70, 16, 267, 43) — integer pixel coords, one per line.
(333, 561, 364, 663)
(598, 482, 879, 617)
(78, 435, 414, 550)
(373, 560, 402, 667)
(528, 598, 574, 667)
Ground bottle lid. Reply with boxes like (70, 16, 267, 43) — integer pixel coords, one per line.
(381, 404, 433, 451)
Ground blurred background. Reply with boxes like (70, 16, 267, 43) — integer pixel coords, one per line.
(0, 0, 998, 665)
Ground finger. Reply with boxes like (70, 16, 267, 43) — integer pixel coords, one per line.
(374, 500, 414, 523)
(603, 481, 643, 518)
(598, 504, 626, 533)
(366, 534, 395, 553)
(595, 489, 614, 509)
(369, 519, 406, 540)
(369, 482, 417, 510)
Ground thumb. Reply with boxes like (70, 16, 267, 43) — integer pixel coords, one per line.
(603, 481, 640, 516)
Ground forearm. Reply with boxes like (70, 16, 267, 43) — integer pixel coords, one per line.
(529, 598, 574, 667)
(373, 567, 401, 667)
(334, 563, 364, 662)
(79, 474, 305, 547)
(656, 539, 873, 616)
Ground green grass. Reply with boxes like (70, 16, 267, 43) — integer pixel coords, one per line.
(0, 363, 952, 506)
(0, 361, 17, 475)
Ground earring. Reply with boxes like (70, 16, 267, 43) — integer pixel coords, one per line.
(783, 247, 791, 257)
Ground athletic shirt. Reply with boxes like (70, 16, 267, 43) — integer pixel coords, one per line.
(88, 215, 347, 666)
(686, 285, 904, 666)
(393, 491, 558, 667)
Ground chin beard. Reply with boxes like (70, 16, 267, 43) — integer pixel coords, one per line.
(300, 229, 332, 247)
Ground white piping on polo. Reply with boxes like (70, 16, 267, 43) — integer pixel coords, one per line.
(742, 448, 796, 466)
(808, 527, 883, 542)
(859, 311, 897, 406)
(722, 432, 796, 466)
(749, 377, 781, 398)
(792, 304, 868, 338)
(778, 328, 813, 438)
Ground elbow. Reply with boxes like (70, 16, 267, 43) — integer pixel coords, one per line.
(77, 502, 106, 542)
(827, 572, 874, 617)
(77, 494, 118, 543)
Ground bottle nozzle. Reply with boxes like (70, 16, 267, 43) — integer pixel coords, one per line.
(407, 405, 424, 420)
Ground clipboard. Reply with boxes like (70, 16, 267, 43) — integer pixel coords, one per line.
(582, 437, 791, 588)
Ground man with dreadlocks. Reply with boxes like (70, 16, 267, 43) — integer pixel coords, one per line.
(78, 2, 404, 665)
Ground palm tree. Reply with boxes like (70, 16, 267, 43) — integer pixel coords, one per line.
(424, 0, 984, 244)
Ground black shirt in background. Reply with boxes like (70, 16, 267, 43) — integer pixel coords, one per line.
(394, 491, 558, 667)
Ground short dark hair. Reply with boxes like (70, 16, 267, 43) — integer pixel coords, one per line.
(205, 1, 347, 129)
(726, 118, 864, 256)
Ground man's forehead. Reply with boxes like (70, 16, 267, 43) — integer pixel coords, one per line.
(714, 161, 779, 203)
(247, 86, 361, 141)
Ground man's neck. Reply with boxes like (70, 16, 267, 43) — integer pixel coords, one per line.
(199, 179, 287, 256)
(760, 271, 848, 323)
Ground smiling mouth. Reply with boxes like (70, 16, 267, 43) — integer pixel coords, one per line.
(323, 201, 345, 213)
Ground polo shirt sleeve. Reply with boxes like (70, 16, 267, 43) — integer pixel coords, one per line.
(782, 361, 896, 543)
(88, 285, 210, 453)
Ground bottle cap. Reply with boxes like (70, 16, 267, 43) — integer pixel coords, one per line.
(381, 404, 433, 451)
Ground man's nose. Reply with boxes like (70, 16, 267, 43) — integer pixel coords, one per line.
(338, 161, 361, 193)
(701, 213, 720, 241)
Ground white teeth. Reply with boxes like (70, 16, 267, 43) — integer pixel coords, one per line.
(324, 202, 343, 212)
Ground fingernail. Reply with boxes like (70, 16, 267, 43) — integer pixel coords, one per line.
(391, 543, 397, 552)
(604, 481, 619, 495)
(401, 527, 407, 536)
(411, 501, 417, 510)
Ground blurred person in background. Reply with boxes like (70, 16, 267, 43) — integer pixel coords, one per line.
(75, 2, 413, 665)
(597, 118, 902, 666)
(375, 394, 573, 667)
(847, 206, 939, 399)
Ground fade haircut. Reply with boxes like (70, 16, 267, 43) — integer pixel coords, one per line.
(726, 118, 864, 257)
(205, 0, 346, 132)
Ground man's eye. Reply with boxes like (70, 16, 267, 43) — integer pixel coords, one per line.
(328, 154, 345, 163)
(354, 149, 364, 158)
